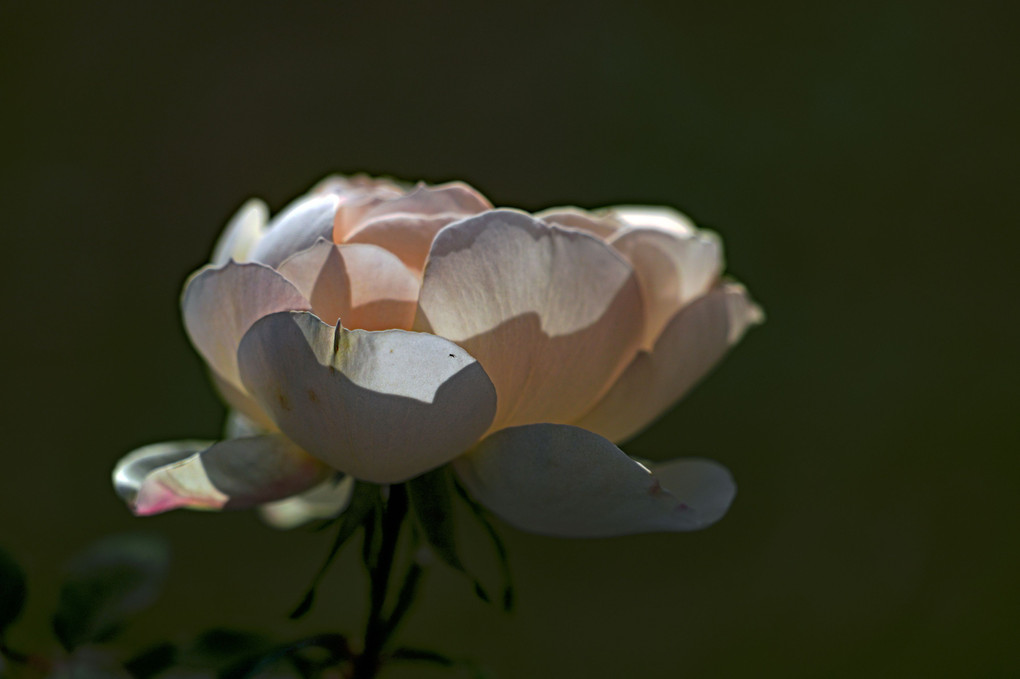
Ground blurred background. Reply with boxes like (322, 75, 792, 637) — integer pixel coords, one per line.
(2, 0, 1018, 676)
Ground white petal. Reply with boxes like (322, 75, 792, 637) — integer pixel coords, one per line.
(259, 475, 355, 529)
(181, 262, 309, 392)
(609, 226, 723, 347)
(574, 283, 763, 443)
(650, 458, 737, 528)
(454, 424, 735, 537)
(416, 210, 644, 430)
(250, 193, 341, 268)
(277, 240, 419, 330)
(611, 205, 697, 236)
(237, 311, 497, 483)
(211, 199, 268, 265)
(536, 207, 623, 240)
(114, 436, 332, 516)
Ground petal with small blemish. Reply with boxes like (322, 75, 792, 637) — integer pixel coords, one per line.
(237, 311, 497, 483)
(415, 210, 644, 430)
(453, 424, 735, 537)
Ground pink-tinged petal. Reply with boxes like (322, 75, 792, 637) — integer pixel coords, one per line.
(334, 181, 491, 243)
(536, 207, 624, 240)
(259, 475, 355, 529)
(237, 311, 497, 483)
(611, 205, 697, 236)
(574, 283, 763, 443)
(454, 424, 735, 537)
(113, 436, 332, 516)
(609, 226, 723, 347)
(181, 262, 309, 392)
(415, 210, 644, 430)
(250, 193, 341, 268)
(211, 199, 268, 265)
(277, 240, 419, 331)
(343, 213, 467, 274)
(650, 458, 737, 528)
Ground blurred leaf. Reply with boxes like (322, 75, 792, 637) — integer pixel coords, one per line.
(124, 642, 178, 679)
(453, 480, 515, 612)
(290, 483, 380, 619)
(409, 469, 496, 604)
(0, 545, 27, 637)
(49, 647, 134, 679)
(390, 646, 495, 678)
(52, 533, 170, 651)
(221, 633, 351, 679)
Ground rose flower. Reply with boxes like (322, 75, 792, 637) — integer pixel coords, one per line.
(114, 175, 762, 537)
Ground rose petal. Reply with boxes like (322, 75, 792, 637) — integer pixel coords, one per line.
(453, 424, 735, 537)
(237, 311, 497, 483)
(343, 213, 468, 274)
(415, 210, 644, 430)
(574, 283, 763, 443)
(211, 199, 268, 265)
(250, 193, 341, 268)
(113, 436, 332, 516)
(536, 207, 624, 240)
(181, 262, 309, 392)
(258, 475, 355, 529)
(334, 181, 491, 243)
(609, 226, 723, 347)
(611, 205, 697, 236)
(277, 240, 419, 330)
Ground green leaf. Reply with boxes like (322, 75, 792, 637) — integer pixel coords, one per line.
(408, 469, 495, 603)
(408, 468, 464, 570)
(52, 533, 170, 651)
(453, 480, 515, 612)
(0, 545, 27, 637)
(290, 482, 381, 619)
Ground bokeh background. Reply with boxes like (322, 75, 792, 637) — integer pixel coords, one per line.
(2, 1, 1018, 676)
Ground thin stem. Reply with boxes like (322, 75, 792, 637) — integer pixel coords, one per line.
(352, 484, 408, 679)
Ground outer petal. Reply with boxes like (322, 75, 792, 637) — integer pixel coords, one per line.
(609, 226, 723, 347)
(258, 475, 355, 529)
(211, 199, 268, 265)
(574, 283, 763, 443)
(453, 424, 736, 537)
(415, 210, 644, 430)
(181, 262, 309, 392)
(237, 311, 497, 483)
(250, 193, 341, 268)
(277, 240, 419, 331)
(113, 436, 332, 516)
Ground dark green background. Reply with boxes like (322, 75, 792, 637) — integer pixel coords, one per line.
(2, 1, 1017, 676)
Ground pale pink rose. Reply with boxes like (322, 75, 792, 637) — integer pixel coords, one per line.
(113, 175, 762, 537)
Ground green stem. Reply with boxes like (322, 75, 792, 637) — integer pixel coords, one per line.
(352, 484, 408, 679)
